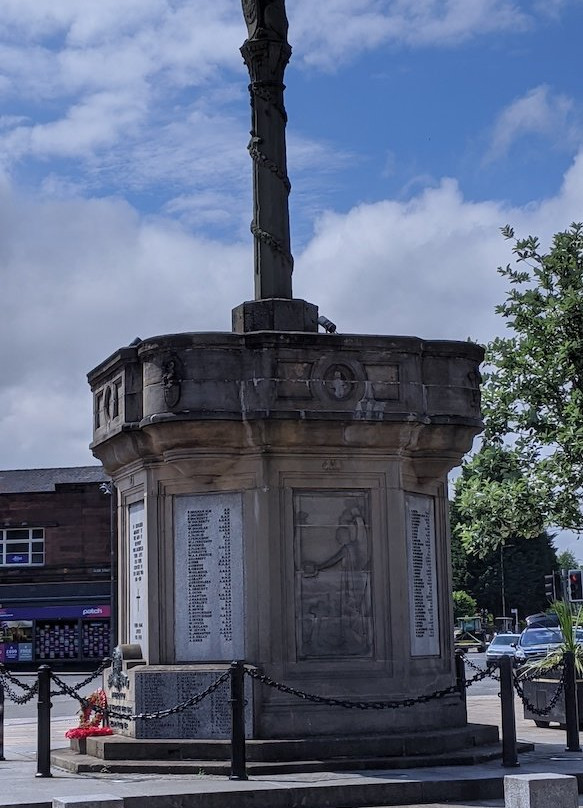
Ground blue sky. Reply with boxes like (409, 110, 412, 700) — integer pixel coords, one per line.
(2, 0, 583, 553)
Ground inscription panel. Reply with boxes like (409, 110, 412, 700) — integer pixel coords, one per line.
(406, 493, 440, 656)
(175, 493, 244, 662)
(107, 665, 253, 739)
(294, 491, 373, 660)
(128, 502, 148, 660)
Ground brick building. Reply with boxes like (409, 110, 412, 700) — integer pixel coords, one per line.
(0, 466, 113, 668)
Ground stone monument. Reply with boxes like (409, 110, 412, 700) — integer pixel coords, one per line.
(89, 0, 484, 740)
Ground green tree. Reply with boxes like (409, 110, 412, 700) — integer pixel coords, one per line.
(452, 443, 546, 557)
(463, 532, 558, 619)
(482, 222, 583, 534)
(451, 442, 558, 617)
(557, 549, 581, 571)
(452, 590, 477, 620)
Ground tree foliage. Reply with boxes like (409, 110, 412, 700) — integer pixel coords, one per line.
(452, 443, 546, 556)
(483, 222, 583, 533)
(557, 549, 581, 571)
(452, 590, 477, 620)
(463, 532, 558, 619)
(452, 223, 583, 560)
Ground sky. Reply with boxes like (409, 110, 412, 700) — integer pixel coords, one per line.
(1, 0, 583, 554)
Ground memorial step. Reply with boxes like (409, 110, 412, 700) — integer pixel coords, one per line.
(78, 723, 499, 762)
(51, 740, 533, 776)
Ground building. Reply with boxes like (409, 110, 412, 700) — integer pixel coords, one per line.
(0, 466, 113, 668)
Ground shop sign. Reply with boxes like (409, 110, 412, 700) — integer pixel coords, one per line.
(0, 604, 111, 621)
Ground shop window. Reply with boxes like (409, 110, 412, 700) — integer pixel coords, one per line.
(35, 621, 79, 660)
(0, 528, 45, 566)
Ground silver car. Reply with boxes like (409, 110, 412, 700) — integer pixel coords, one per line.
(485, 633, 520, 667)
(513, 627, 565, 665)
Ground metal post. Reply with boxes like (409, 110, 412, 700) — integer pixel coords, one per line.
(455, 650, 466, 710)
(563, 650, 581, 752)
(500, 543, 507, 618)
(499, 655, 519, 767)
(0, 684, 5, 761)
(36, 665, 52, 778)
(229, 661, 247, 780)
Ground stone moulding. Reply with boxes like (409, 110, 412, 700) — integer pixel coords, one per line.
(88, 331, 483, 477)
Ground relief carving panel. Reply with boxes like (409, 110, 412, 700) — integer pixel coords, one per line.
(293, 491, 373, 660)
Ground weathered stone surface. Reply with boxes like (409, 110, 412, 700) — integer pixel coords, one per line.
(89, 330, 483, 739)
(105, 661, 253, 739)
(89, 332, 482, 458)
(232, 298, 318, 333)
(504, 773, 578, 808)
(52, 797, 123, 808)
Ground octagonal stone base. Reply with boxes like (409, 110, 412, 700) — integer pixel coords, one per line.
(88, 330, 483, 738)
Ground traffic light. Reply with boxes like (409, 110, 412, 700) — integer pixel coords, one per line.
(569, 570, 583, 602)
(544, 573, 556, 600)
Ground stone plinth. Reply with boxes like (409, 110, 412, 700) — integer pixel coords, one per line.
(105, 651, 253, 739)
(88, 331, 483, 738)
(504, 774, 578, 808)
(232, 298, 318, 333)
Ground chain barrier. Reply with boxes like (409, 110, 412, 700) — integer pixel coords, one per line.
(512, 663, 566, 717)
(49, 657, 112, 698)
(0, 665, 39, 705)
(0, 652, 566, 722)
(461, 652, 500, 681)
(244, 665, 484, 708)
(49, 668, 231, 722)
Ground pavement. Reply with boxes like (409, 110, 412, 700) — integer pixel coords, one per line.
(1, 696, 583, 807)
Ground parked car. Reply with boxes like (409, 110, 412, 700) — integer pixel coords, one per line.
(513, 625, 583, 665)
(485, 633, 520, 667)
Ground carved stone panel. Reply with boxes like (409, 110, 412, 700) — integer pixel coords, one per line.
(174, 493, 244, 662)
(293, 491, 373, 660)
(128, 501, 148, 660)
(406, 494, 440, 656)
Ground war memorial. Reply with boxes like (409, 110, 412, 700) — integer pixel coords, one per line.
(87, 0, 486, 751)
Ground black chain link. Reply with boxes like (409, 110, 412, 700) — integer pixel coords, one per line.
(49, 669, 231, 722)
(49, 657, 112, 697)
(0, 664, 39, 704)
(461, 653, 500, 681)
(462, 665, 494, 689)
(513, 664, 566, 716)
(244, 666, 471, 709)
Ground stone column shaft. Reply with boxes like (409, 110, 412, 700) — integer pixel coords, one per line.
(241, 38, 293, 300)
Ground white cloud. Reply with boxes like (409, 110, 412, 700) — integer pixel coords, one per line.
(296, 148, 583, 343)
(486, 85, 580, 162)
(4, 145, 583, 468)
(292, 0, 529, 68)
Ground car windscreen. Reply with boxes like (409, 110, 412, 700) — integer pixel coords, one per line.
(491, 635, 518, 646)
(520, 629, 562, 646)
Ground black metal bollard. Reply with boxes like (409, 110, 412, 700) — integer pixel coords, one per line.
(36, 665, 52, 778)
(229, 660, 247, 780)
(455, 650, 467, 709)
(563, 650, 581, 752)
(0, 684, 5, 761)
(499, 655, 519, 767)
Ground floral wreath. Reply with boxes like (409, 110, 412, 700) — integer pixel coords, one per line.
(65, 688, 113, 740)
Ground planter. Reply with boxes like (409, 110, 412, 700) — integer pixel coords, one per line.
(522, 676, 583, 728)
